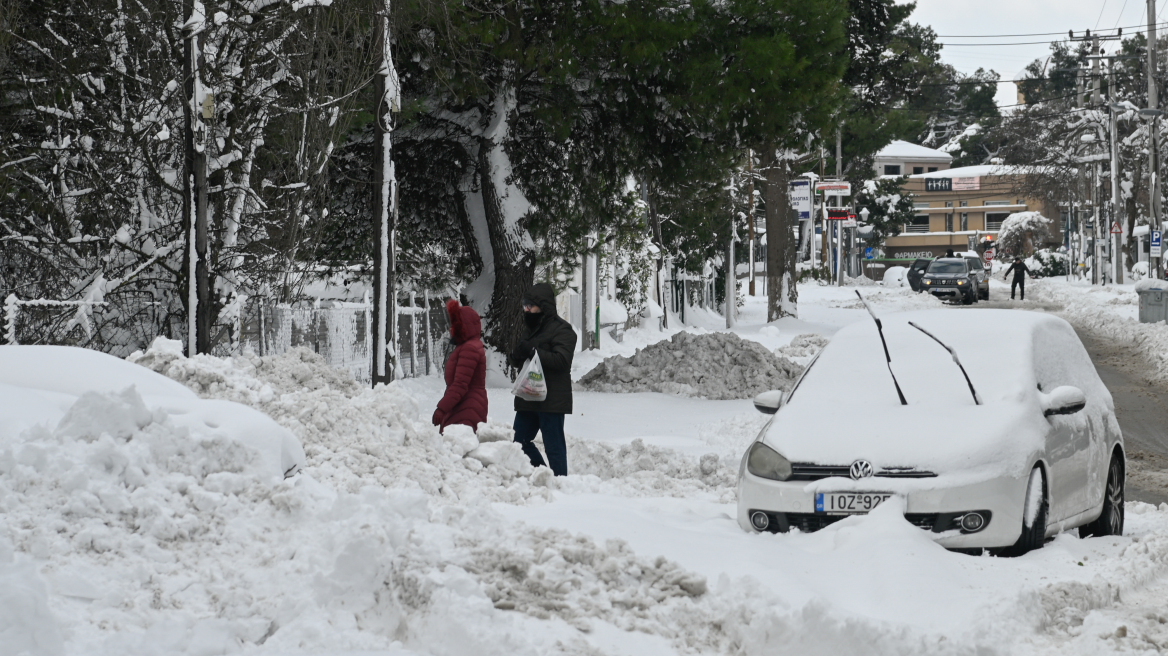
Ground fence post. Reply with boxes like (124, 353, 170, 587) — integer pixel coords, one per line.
(423, 290, 432, 375)
(408, 291, 418, 377)
(4, 294, 19, 345)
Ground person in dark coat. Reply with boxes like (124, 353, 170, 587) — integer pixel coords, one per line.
(1002, 257, 1032, 300)
(509, 283, 577, 476)
(432, 300, 488, 433)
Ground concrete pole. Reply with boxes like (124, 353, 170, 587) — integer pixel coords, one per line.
(836, 128, 843, 287)
(747, 150, 756, 295)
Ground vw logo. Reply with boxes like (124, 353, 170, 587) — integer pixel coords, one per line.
(850, 460, 874, 480)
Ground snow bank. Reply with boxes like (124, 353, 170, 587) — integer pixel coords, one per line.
(578, 331, 804, 400)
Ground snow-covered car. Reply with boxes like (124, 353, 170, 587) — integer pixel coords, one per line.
(737, 308, 1124, 554)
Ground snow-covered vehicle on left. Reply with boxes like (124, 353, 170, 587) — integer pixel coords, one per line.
(736, 307, 1124, 554)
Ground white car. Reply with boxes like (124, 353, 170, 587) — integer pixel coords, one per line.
(737, 308, 1124, 554)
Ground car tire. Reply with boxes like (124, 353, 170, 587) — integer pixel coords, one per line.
(981, 287, 989, 301)
(962, 290, 974, 305)
(1001, 466, 1047, 557)
(1080, 452, 1124, 538)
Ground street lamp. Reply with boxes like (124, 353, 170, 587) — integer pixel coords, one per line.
(859, 207, 870, 222)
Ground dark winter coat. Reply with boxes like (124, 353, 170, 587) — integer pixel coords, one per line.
(1004, 261, 1031, 282)
(434, 300, 488, 432)
(510, 283, 577, 414)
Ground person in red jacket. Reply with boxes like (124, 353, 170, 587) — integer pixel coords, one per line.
(432, 300, 488, 433)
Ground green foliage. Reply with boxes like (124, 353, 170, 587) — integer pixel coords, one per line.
(855, 176, 914, 246)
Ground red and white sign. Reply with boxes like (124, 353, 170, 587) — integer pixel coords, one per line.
(815, 181, 852, 195)
(983, 248, 995, 264)
(824, 208, 850, 220)
(952, 177, 981, 191)
(1110, 221, 1123, 234)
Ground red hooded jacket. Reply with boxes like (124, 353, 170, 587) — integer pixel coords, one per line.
(435, 300, 488, 432)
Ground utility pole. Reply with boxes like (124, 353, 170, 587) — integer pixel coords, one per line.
(1150, 0, 1162, 278)
(836, 127, 843, 287)
(182, 0, 209, 356)
(1109, 58, 1123, 285)
(372, 1, 400, 386)
(747, 150, 756, 296)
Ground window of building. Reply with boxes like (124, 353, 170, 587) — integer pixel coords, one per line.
(945, 214, 954, 232)
(907, 214, 930, 233)
(960, 213, 969, 231)
(927, 167, 938, 173)
(913, 201, 930, 209)
(986, 212, 1009, 230)
(944, 201, 953, 208)
(959, 201, 969, 208)
(984, 200, 1011, 206)
(884, 165, 901, 175)
(912, 166, 924, 175)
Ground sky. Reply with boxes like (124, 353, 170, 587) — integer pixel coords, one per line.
(910, 0, 1162, 108)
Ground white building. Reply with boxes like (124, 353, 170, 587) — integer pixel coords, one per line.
(872, 140, 952, 177)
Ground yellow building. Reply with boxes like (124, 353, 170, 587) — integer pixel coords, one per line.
(883, 165, 1062, 260)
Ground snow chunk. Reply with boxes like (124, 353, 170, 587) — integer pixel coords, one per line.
(578, 331, 804, 400)
(467, 441, 534, 477)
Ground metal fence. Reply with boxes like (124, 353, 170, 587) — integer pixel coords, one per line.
(3, 287, 455, 384)
(242, 293, 451, 383)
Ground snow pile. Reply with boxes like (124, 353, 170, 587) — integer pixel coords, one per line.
(563, 438, 736, 500)
(776, 333, 830, 364)
(577, 331, 804, 400)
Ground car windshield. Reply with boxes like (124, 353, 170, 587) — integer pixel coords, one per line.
(965, 258, 982, 270)
(927, 261, 967, 275)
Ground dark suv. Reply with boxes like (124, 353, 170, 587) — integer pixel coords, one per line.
(922, 258, 980, 304)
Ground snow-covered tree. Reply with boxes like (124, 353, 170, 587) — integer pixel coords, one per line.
(997, 211, 1052, 258)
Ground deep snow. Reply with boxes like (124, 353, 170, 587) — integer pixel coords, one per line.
(2, 279, 1168, 656)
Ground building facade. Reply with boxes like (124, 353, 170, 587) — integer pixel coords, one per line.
(882, 165, 1062, 260)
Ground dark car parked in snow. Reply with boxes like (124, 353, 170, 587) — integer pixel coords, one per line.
(922, 258, 985, 305)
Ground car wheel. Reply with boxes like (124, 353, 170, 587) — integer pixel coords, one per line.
(981, 287, 990, 301)
(1001, 466, 1047, 557)
(1080, 452, 1124, 538)
(962, 290, 974, 305)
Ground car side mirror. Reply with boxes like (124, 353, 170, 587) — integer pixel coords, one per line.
(1042, 386, 1086, 416)
(753, 390, 785, 415)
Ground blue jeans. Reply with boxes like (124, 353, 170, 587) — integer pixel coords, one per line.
(513, 411, 567, 476)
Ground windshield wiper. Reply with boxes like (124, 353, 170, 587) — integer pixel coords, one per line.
(855, 291, 908, 405)
(908, 321, 982, 405)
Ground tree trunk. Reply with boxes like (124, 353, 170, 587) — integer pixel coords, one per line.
(764, 150, 797, 321)
(463, 90, 536, 355)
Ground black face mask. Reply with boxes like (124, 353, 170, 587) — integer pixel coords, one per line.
(523, 311, 543, 329)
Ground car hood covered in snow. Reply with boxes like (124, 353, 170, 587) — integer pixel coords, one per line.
(761, 309, 1115, 481)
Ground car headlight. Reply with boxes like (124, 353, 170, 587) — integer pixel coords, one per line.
(747, 442, 793, 481)
(924, 280, 932, 285)
(956, 280, 966, 285)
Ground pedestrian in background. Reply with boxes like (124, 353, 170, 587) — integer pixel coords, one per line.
(1003, 257, 1032, 301)
(432, 300, 487, 433)
(510, 283, 577, 475)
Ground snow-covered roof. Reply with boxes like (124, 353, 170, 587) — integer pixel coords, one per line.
(874, 140, 953, 162)
(910, 165, 1030, 179)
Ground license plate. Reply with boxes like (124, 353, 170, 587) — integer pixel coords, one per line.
(815, 492, 892, 514)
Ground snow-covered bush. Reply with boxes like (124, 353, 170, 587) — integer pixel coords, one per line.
(1029, 248, 1068, 277)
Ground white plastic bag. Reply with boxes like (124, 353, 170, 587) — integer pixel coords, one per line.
(511, 351, 548, 402)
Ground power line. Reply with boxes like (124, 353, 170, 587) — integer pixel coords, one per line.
(1096, 0, 1111, 31)
(935, 19, 1168, 38)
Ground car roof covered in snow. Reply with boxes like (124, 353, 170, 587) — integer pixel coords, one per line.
(763, 309, 1112, 474)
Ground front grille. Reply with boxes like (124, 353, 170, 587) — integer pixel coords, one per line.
(789, 464, 937, 481)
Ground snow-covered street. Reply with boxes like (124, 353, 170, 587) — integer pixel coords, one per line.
(4, 279, 1168, 656)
